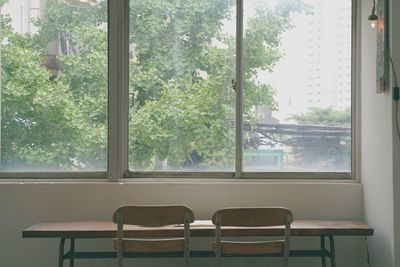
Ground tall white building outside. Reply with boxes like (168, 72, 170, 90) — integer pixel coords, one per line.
(1, 0, 42, 34)
(259, 0, 353, 122)
(304, 0, 352, 110)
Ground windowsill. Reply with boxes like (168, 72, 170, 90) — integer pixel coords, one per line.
(0, 178, 360, 185)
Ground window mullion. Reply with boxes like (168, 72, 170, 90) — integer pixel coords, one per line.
(235, 0, 244, 178)
(108, 0, 129, 181)
(108, 0, 118, 180)
(120, 0, 130, 178)
(352, 0, 361, 180)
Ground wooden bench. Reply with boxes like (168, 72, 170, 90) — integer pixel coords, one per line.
(22, 219, 373, 267)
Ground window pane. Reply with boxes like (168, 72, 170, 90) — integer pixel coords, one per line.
(0, 0, 108, 171)
(243, 0, 352, 172)
(129, 0, 236, 172)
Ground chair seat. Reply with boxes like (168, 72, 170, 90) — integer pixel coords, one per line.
(213, 240, 285, 255)
(114, 238, 185, 253)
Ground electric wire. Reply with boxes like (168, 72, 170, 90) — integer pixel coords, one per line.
(396, 101, 400, 139)
(389, 55, 400, 140)
(389, 55, 398, 87)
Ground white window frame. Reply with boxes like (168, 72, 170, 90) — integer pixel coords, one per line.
(0, 0, 361, 180)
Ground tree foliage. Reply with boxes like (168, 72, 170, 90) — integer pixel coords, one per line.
(291, 107, 351, 125)
(289, 107, 351, 170)
(1, 0, 107, 170)
(128, 0, 304, 170)
(0, 0, 303, 171)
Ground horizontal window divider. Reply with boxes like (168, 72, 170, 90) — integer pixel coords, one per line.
(239, 172, 352, 180)
(127, 172, 236, 179)
(126, 172, 351, 180)
(0, 178, 358, 184)
(117, 178, 359, 185)
(0, 172, 351, 180)
(0, 172, 107, 179)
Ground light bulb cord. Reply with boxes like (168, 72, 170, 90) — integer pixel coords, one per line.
(389, 56, 398, 88)
(371, 0, 376, 15)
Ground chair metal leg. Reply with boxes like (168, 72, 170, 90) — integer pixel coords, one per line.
(69, 238, 75, 267)
(58, 238, 66, 267)
(320, 235, 327, 267)
(328, 236, 336, 267)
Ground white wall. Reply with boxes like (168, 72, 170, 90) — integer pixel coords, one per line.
(361, 0, 399, 266)
(0, 182, 367, 267)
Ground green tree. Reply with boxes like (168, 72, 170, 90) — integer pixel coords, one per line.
(289, 107, 351, 171)
(291, 107, 351, 125)
(0, 0, 305, 171)
(1, 0, 107, 170)
(1, 25, 91, 169)
(128, 0, 306, 170)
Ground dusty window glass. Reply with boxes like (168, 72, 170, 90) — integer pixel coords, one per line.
(242, 0, 352, 172)
(128, 0, 236, 172)
(0, 0, 107, 171)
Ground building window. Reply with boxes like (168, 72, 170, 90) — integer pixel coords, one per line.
(0, 0, 356, 179)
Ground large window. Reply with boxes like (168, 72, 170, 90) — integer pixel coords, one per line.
(126, 0, 355, 178)
(0, 0, 356, 179)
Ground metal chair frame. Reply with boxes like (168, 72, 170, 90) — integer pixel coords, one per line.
(113, 205, 195, 267)
(213, 207, 293, 267)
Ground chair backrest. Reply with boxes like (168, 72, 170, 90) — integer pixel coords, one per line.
(212, 207, 293, 227)
(113, 205, 195, 267)
(113, 205, 195, 227)
(212, 207, 293, 267)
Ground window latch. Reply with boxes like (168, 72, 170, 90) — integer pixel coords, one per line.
(129, 92, 135, 107)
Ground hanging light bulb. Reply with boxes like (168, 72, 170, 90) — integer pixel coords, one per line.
(369, 18, 377, 29)
(368, 0, 378, 29)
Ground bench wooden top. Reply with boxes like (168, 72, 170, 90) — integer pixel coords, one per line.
(22, 220, 373, 238)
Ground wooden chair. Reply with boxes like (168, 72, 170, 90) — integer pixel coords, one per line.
(212, 207, 293, 267)
(112, 205, 195, 267)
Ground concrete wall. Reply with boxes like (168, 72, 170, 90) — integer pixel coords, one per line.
(0, 182, 366, 267)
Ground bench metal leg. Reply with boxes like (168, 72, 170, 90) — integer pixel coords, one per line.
(59, 238, 66, 267)
(215, 251, 221, 267)
(320, 235, 327, 267)
(69, 238, 75, 267)
(328, 236, 336, 267)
